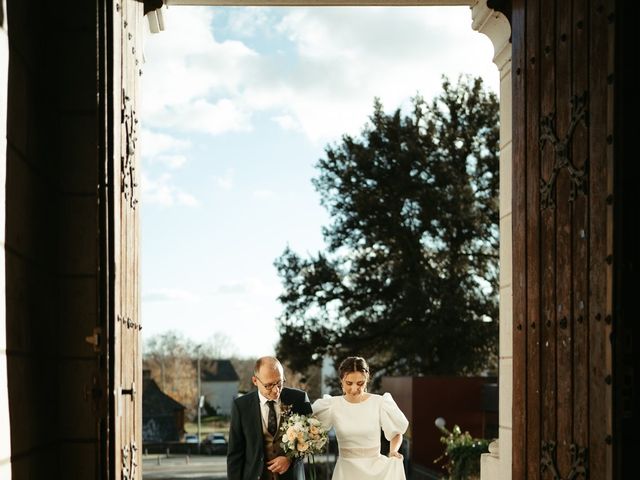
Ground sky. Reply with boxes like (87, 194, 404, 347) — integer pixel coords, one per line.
(139, 5, 499, 359)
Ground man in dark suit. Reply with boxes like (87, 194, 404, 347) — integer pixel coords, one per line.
(227, 356, 312, 480)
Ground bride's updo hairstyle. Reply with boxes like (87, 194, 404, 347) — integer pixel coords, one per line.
(338, 356, 370, 380)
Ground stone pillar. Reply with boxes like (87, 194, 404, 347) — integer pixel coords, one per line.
(470, 1, 512, 479)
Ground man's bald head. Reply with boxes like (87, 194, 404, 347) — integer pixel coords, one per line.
(253, 356, 282, 376)
(252, 356, 285, 400)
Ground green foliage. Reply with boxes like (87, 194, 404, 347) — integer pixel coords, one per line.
(275, 75, 499, 380)
(435, 424, 490, 480)
(202, 399, 218, 417)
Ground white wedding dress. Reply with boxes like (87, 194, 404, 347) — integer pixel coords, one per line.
(312, 393, 409, 480)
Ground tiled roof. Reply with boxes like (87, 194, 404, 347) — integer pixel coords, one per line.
(143, 377, 185, 416)
(199, 359, 239, 382)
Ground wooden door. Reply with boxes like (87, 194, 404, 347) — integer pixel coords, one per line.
(106, 0, 144, 478)
(511, 0, 615, 478)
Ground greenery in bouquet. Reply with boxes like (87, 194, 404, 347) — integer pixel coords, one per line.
(434, 424, 490, 480)
(280, 411, 329, 480)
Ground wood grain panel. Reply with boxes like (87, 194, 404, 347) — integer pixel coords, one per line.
(539, 0, 557, 477)
(111, 1, 143, 479)
(525, 1, 543, 479)
(554, 0, 573, 475)
(571, 0, 589, 459)
(110, 0, 123, 474)
(511, 0, 527, 477)
(512, 0, 617, 478)
(588, 2, 613, 479)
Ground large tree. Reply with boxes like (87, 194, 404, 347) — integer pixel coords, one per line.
(143, 331, 198, 417)
(143, 330, 238, 418)
(275, 76, 499, 381)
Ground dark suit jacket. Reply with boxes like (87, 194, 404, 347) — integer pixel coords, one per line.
(227, 387, 313, 480)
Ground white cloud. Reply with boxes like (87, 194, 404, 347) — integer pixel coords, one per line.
(272, 114, 300, 132)
(216, 283, 248, 295)
(263, 7, 498, 142)
(142, 6, 499, 143)
(149, 98, 252, 135)
(213, 168, 234, 190)
(252, 189, 275, 199)
(226, 7, 271, 37)
(152, 154, 188, 169)
(176, 191, 199, 206)
(140, 128, 190, 158)
(142, 6, 258, 133)
(143, 288, 199, 302)
(215, 277, 280, 298)
(141, 172, 200, 207)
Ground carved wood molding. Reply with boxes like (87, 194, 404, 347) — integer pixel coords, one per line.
(539, 92, 589, 210)
(540, 441, 588, 480)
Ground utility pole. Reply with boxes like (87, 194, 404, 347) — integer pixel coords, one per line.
(196, 346, 202, 454)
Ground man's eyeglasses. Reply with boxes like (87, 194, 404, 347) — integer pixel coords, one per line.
(255, 377, 285, 391)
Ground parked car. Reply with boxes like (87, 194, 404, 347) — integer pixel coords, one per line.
(184, 434, 198, 444)
(202, 432, 228, 454)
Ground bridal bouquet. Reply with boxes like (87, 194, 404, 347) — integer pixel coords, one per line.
(279, 409, 329, 480)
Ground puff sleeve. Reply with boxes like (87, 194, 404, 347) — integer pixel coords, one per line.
(380, 392, 409, 441)
(311, 394, 334, 430)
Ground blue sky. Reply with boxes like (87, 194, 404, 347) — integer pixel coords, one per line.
(140, 5, 498, 358)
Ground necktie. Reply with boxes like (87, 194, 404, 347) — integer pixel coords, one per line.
(267, 400, 277, 437)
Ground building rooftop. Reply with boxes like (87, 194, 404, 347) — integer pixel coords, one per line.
(199, 359, 240, 382)
(143, 375, 185, 416)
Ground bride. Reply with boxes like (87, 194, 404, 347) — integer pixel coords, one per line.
(312, 356, 409, 480)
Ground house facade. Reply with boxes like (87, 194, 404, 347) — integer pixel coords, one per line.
(200, 359, 240, 417)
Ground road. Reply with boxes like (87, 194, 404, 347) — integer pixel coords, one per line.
(142, 453, 338, 480)
(142, 454, 228, 479)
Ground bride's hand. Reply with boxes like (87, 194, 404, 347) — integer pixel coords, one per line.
(388, 451, 403, 459)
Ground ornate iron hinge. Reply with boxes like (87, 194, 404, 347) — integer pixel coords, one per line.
(122, 440, 138, 480)
(539, 92, 589, 210)
(540, 441, 588, 480)
(117, 314, 142, 331)
(121, 91, 139, 209)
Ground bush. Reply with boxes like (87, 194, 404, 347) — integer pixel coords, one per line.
(202, 400, 218, 417)
(434, 424, 490, 480)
